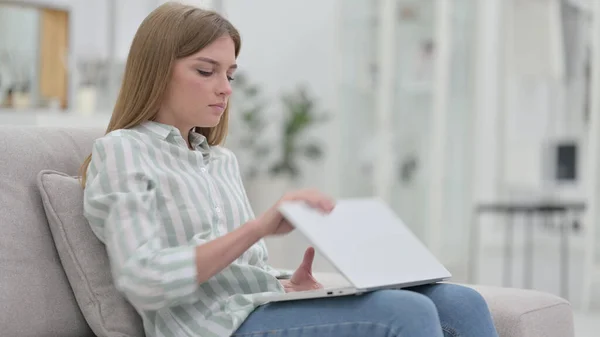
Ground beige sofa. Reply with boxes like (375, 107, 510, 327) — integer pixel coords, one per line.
(0, 126, 575, 337)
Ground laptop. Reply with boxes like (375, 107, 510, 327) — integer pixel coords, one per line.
(253, 197, 452, 304)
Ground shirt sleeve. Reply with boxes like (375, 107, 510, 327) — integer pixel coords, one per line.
(83, 135, 200, 311)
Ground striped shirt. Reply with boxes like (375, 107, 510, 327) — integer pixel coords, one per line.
(83, 121, 289, 337)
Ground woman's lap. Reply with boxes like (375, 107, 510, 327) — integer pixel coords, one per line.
(232, 283, 498, 337)
(410, 283, 499, 337)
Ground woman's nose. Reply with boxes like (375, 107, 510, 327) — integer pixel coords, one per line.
(217, 76, 233, 97)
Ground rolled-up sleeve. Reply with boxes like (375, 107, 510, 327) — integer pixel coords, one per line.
(83, 136, 200, 311)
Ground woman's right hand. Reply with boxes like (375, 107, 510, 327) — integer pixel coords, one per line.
(254, 188, 336, 237)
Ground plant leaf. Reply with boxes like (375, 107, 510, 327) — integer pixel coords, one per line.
(303, 143, 323, 159)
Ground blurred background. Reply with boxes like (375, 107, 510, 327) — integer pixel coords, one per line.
(2, 0, 600, 334)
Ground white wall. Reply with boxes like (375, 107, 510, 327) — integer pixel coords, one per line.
(115, 0, 160, 60)
(224, 0, 339, 196)
(71, 0, 109, 60)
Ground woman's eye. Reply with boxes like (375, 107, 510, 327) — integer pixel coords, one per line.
(197, 69, 234, 82)
(197, 70, 212, 77)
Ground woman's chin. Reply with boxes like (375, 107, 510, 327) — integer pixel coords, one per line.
(196, 116, 222, 128)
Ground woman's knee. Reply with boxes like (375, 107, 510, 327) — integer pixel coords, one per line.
(412, 284, 499, 336)
(365, 289, 437, 314)
(420, 283, 492, 316)
(361, 290, 442, 333)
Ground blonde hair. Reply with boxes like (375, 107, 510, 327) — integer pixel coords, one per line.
(79, 2, 241, 186)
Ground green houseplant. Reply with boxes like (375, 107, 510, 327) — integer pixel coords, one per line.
(230, 75, 328, 184)
(268, 85, 328, 181)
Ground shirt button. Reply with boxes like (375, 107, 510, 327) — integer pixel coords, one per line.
(215, 207, 221, 213)
(200, 167, 207, 173)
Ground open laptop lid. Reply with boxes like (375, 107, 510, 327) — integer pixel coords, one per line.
(278, 197, 452, 290)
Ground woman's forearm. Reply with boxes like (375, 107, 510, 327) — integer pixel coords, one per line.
(195, 220, 264, 284)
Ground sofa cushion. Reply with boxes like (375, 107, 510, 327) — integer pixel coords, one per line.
(0, 126, 102, 337)
(37, 170, 144, 337)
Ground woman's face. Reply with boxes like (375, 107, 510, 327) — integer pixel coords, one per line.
(157, 35, 237, 135)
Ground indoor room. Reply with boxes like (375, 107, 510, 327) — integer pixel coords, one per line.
(1, 0, 600, 336)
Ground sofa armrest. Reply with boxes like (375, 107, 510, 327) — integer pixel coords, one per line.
(313, 273, 575, 337)
(466, 284, 574, 337)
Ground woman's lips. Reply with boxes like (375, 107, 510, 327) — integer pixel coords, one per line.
(209, 104, 225, 114)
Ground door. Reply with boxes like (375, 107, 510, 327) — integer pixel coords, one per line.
(39, 8, 69, 109)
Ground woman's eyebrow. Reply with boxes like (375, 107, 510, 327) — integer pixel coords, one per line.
(195, 56, 238, 69)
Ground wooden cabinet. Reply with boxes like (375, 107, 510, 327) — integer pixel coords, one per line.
(39, 8, 69, 109)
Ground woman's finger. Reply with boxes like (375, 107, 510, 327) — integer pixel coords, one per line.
(319, 198, 335, 212)
(282, 189, 336, 213)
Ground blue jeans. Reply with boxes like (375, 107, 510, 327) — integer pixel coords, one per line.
(233, 283, 499, 337)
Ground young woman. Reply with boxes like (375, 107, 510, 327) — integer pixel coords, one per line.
(81, 3, 499, 337)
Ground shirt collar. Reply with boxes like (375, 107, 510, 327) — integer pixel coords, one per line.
(139, 120, 174, 139)
(188, 130, 209, 151)
(138, 121, 210, 151)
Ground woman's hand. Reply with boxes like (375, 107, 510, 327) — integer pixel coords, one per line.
(280, 247, 323, 292)
(254, 188, 335, 237)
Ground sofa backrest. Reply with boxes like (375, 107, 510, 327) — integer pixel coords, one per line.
(0, 126, 103, 337)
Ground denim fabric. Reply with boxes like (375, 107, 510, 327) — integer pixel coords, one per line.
(233, 283, 499, 337)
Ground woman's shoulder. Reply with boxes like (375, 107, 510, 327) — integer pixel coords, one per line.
(93, 128, 152, 151)
(88, 129, 156, 178)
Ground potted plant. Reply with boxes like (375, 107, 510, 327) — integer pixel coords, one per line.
(268, 85, 328, 182)
(229, 80, 328, 213)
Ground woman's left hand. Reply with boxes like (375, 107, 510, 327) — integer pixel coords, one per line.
(281, 247, 323, 292)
